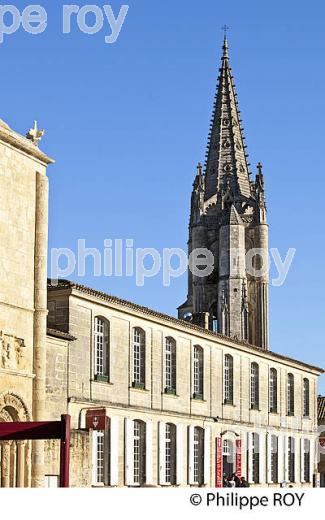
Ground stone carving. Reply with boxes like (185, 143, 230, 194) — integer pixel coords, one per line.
(26, 120, 44, 146)
(0, 332, 26, 371)
(0, 392, 30, 421)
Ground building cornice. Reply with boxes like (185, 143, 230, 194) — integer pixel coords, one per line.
(0, 120, 54, 165)
(47, 327, 76, 341)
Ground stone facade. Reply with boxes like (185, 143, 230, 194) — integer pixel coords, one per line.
(43, 281, 322, 487)
(0, 119, 53, 487)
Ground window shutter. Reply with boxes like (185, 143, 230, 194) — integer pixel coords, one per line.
(309, 439, 315, 483)
(188, 426, 195, 485)
(204, 427, 211, 485)
(176, 424, 184, 485)
(146, 420, 153, 485)
(267, 434, 272, 483)
(159, 422, 166, 485)
(110, 416, 119, 486)
(247, 432, 253, 484)
(259, 433, 266, 484)
(300, 438, 305, 483)
(104, 426, 110, 486)
(125, 418, 134, 486)
(284, 436, 289, 482)
(277, 435, 284, 483)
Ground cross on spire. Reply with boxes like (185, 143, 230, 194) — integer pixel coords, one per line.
(222, 24, 230, 38)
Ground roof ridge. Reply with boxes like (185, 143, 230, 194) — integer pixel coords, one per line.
(47, 279, 324, 374)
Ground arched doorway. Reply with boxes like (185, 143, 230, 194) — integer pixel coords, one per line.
(0, 392, 31, 487)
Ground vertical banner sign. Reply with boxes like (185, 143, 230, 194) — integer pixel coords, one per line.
(236, 439, 242, 478)
(215, 437, 223, 487)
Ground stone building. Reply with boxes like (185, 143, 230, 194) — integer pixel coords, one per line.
(44, 280, 322, 488)
(0, 38, 324, 487)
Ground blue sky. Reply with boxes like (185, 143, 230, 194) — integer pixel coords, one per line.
(1, 0, 324, 391)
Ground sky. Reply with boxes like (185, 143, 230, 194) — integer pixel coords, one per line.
(1, 0, 324, 392)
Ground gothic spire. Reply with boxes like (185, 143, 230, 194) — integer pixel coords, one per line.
(204, 37, 251, 201)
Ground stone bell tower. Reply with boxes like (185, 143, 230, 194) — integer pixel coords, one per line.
(178, 37, 269, 350)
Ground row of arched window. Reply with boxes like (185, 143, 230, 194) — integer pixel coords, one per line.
(93, 317, 310, 416)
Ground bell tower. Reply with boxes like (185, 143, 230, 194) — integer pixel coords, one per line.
(178, 37, 269, 350)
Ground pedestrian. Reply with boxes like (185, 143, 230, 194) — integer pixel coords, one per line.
(240, 477, 249, 487)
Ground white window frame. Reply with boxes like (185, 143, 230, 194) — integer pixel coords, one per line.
(94, 317, 109, 377)
(224, 354, 233, 404)
(133, 328, 145, 386)
(287, 374, 294, 416)
(250, 363, 259, 409)
(165, 338, 176, 393)
(269, 368, 277, 413)
(92, 430, 105, 486)
(303, 379, 310, 417)
(193, 346, 203, 398)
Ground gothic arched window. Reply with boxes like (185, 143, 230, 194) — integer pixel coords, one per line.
(165, 337, 176, 394)
(94, 316, 110, 381)
(303, 378, 310, 417)
(287, 373, 295, 416)
(132, 328, 146, 389)
(193, 345, 204, 399)
(269, 368, 278, 413)
(250, 363, 259, 409)
(224, 354, 234, 405)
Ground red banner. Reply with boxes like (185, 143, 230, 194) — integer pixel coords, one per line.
(236, 439, 242, 478)
(215, 437, 223, 487)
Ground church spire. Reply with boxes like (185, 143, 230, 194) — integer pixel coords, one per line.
(204, 37, 251, 201)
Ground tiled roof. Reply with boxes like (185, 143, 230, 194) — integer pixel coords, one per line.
(47, 279, 324, 374)
(318, 396, 325, 421)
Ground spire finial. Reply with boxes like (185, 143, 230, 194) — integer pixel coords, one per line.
(257, 162, 263, 175)
(222, 25, 229, 57)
